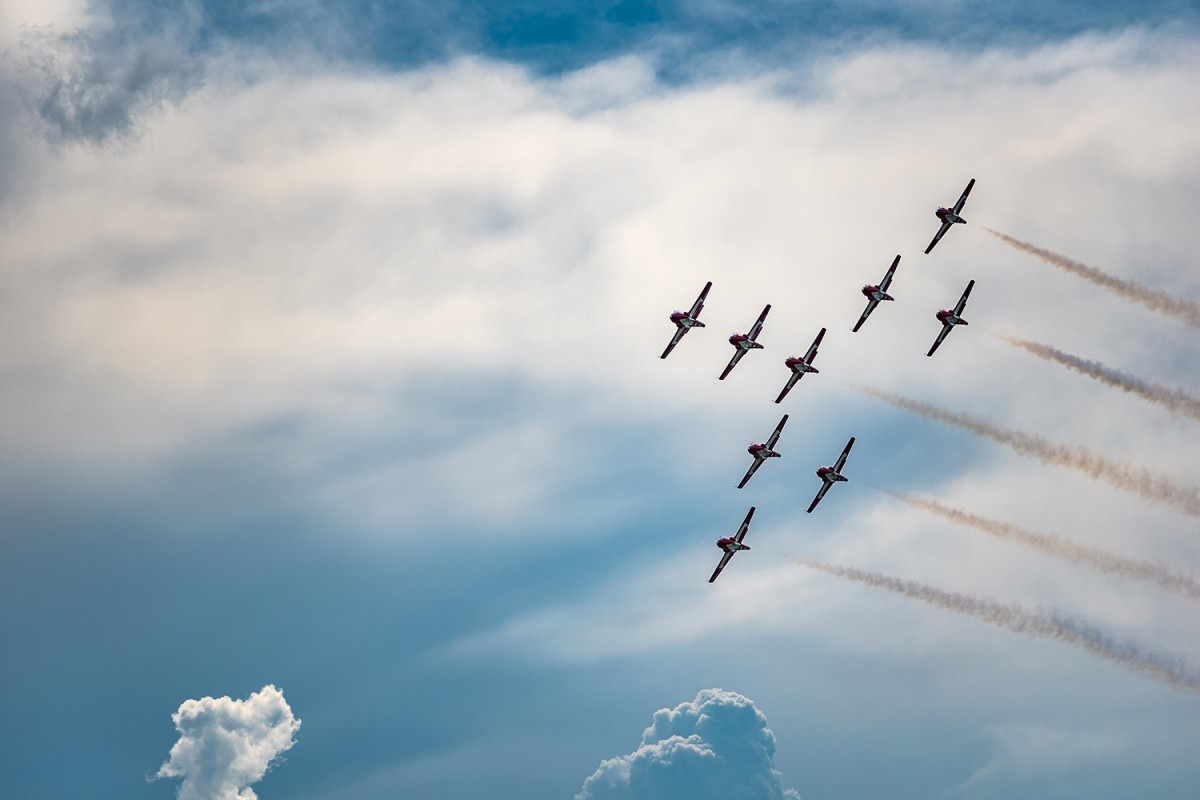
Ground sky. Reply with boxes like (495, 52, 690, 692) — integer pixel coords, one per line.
(2, 1, 1200, 798)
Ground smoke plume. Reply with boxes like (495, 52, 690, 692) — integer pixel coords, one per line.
(1002, 336, 1200, 421)
(984, 229, 1200, 328)
(853, 385, 1200, 518)
(887, 492, 1200, 601)
(788, 557, 1200, 693)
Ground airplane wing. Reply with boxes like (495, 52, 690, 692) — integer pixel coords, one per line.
(834, 436, 855, 471)
(719, 347, 746, 380)
(852, 298, 880, 332)
(708, 550, 735, 583)
(689, 281, 713, 317)
(734, 506, 755, 543)
(924, 220, 953, 255)
(804, 327, 826, 362)
(927, 321, 954, 357)
(774, 372, 802, 404)
(952, 178, 975, 214)
(765, 414, 789, 449)
(660, 327, 688, 359)
(953, 279, 975, 315)
(737, 456, 765, 489)
(747, 304, 771, 342)
(879, 255, 900, 292)
(806, 481, 832, 514)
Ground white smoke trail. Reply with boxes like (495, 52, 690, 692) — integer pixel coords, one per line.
(787, 557, 1200, 693)
(1003, 336, 1200, 422)
(853, 384, 1200, 519)
(984, 228, 1200, 328)
(887, 492, 1200, 601)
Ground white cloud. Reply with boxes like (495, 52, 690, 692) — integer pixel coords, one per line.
(952, 721, 1128, 794)
(576, 688, 801, 800)
(156, 684, 300, 800)
(1, 15, 1197, 675)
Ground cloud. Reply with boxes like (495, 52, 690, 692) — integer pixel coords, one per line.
(953, 722, 1128, 794)
(156, 684, 300, 800)
(1, 1, 203, 143)
(576, 688, 800, 799)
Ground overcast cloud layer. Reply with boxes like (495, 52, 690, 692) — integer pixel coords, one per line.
(1, 5, 1199, 800)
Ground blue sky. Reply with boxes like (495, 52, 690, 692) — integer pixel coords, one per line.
(2, 1, 1200, 798)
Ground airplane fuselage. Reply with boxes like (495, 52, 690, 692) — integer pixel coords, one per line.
(747, 443, 781, 459)
(729, 333, 762, 350)
(936, 207, 966, 225)
(717, 536, 751, 553)
(862, 284, 894, 302)
(670, 311, 704, 329)
(936, 310, 968, 326)
(784, 356, 818, 374)
(816, 466, 847, 483)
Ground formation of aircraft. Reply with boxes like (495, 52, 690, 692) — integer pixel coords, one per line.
(852, 255, 900, 333)
(719, 304, 771, 380)
(661, 281, 712, 359)
(709, 506, 755, 583)
(927, 279, 975, 357)
(775, 327, 825, 404)
(924, 178, 975, 254)
(738, 414, 789, 489)
(807, 437, 855, 513)
(657, 178, 978, 581)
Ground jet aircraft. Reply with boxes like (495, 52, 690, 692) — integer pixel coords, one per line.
(719, 304, 771, 380)
(806, 436, 855, 513)
(927, 279, 975, 357)
(709, 506, 755, 583)
(737, 414, 789, 489)
(775, 328, 825, 404)
(852, 256, 900, 333)
(924, 178, 975, 254)
(661, 281, 712, 359)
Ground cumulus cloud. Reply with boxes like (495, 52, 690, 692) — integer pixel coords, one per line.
(577, 688, 800, 800)
(156, 684, 300, 800)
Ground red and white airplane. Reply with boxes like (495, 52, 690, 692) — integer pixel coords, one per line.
(719, 304, 771, 380)
(661, 281, 712, 359)
(806, 436, 854, 513)
(852, 255, 900, 333)
(927, 279, 974, 357)
(924, 178, 975, 254)
(738, 414, 789, 489)
(709, 506, 755, 583)
(775, 327, 825, 404)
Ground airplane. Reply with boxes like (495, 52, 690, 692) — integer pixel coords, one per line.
(775, 327, 825, 404)
(661, 281, 712, 359)
(924, 178, 975, 254)
(719, 304, 771, 380)
(852, 255, 900, 333)
(738, 414, 789, 489)
(806, 436, 854, 513)
(927, 279, 974, 357)
(709, 506, 756, 583)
